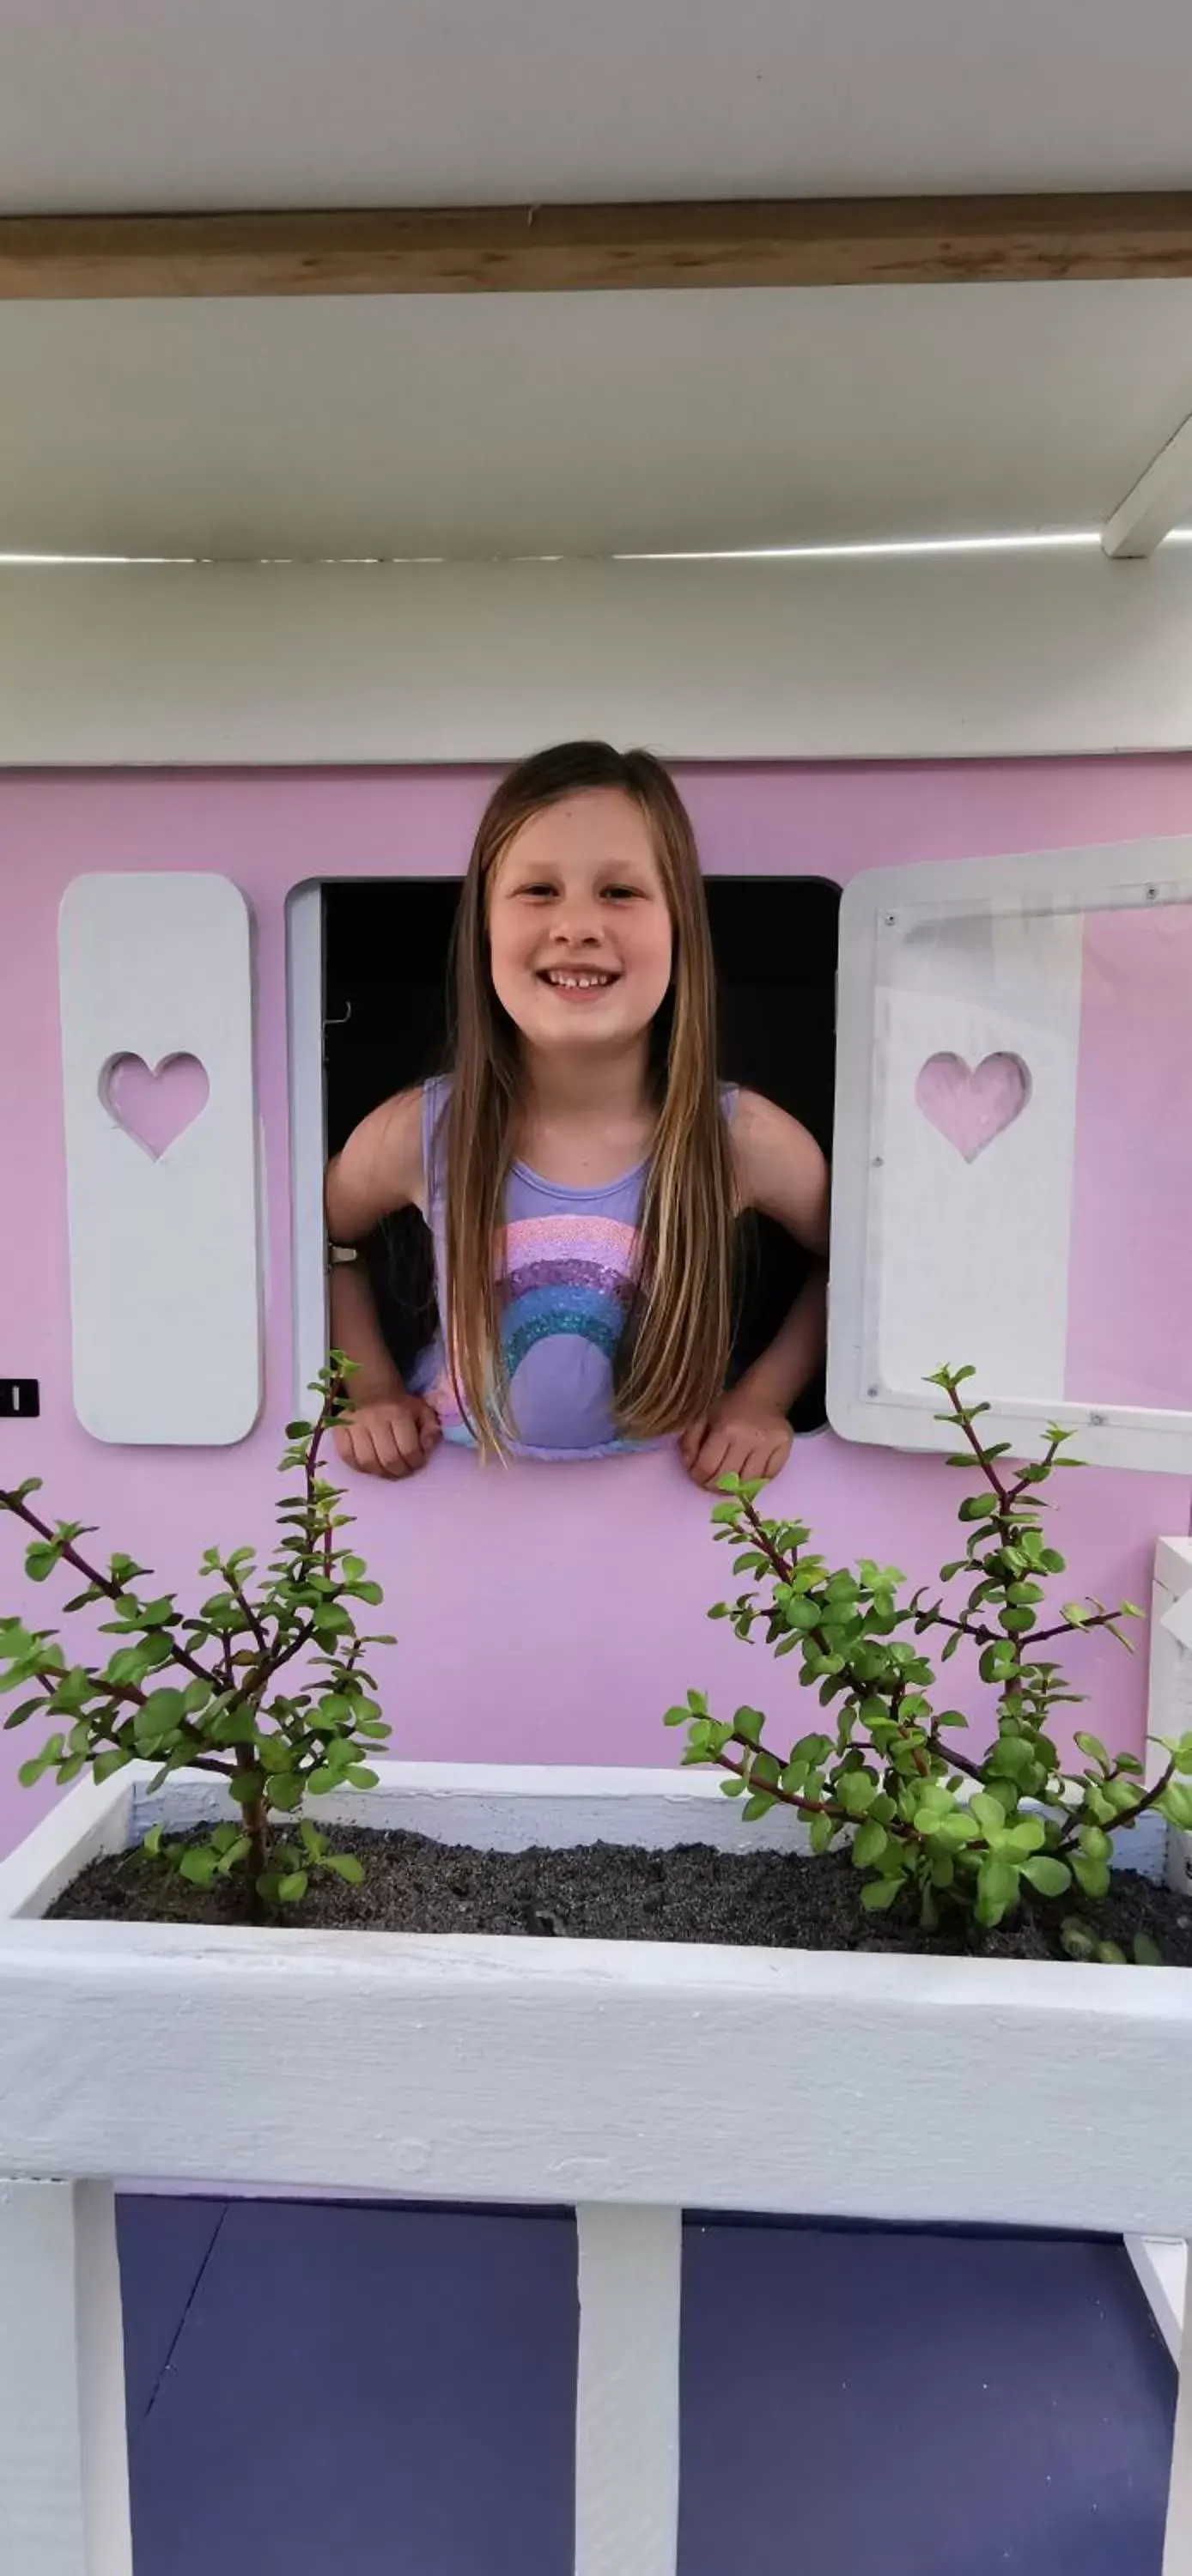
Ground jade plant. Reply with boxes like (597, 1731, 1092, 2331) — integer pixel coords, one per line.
(667, 1365, 1192, 1954)
(0, 1358, 392, 1915)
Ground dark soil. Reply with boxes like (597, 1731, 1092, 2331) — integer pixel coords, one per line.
(48, 1828, 1192, 1964)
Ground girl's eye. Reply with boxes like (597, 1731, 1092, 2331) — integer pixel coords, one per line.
(514, 882, 556, 898)
(602, 884, 642, 901)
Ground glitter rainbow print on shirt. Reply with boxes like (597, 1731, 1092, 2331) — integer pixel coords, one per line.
(423, 1212, 644, 1455)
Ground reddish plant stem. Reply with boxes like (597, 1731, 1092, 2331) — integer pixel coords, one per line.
(0, 1493, 222, 1693)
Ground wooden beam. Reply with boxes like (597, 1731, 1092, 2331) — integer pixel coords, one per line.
(1103, 409, 1192, 557)
(7, 195, 1192, 298)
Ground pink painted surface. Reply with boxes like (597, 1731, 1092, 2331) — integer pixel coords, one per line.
(915, 1050, 1031, 1164)
(2, 756, 1191, 1859)
(1066, 905, 1192, 1409)
(102, 1051, 211, 1161)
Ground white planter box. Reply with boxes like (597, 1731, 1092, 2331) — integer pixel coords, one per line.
(1, 1759, 1190, 2576)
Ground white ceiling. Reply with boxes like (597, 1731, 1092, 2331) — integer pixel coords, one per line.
(4, 1, 1192, 558)
(3, 284, 1192, 557)
(1, 0, 1191, 212)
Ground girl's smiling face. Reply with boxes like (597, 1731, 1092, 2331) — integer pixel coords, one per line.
(487, 787, 674, 1048)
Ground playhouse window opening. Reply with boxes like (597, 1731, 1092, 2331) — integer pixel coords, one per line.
(321, 876, 839, 1435)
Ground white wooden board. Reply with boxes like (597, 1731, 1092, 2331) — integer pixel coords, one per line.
(575, 2206, 681, 2576)
(58, 872, 260, 1444)
(0, 2178, 132, 2576)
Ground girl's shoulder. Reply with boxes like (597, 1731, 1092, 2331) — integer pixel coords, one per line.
(330, 1084, 429, 1225)
(728, 1089, 830, 1238)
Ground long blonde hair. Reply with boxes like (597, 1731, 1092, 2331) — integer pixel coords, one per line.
(442, 741, 735, 1453)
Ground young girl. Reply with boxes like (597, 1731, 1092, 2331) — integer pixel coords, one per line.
(325, 741, 829, 1487)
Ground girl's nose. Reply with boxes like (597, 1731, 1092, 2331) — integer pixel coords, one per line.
(550, 903, 603, 945)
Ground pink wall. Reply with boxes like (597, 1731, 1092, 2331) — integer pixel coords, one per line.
(2, 756, 1190, 1860)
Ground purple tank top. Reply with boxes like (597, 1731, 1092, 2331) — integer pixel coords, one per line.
(410, 1076, 662, 1460)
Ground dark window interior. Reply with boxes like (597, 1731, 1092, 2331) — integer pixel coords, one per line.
(322, 877, 839, 1434)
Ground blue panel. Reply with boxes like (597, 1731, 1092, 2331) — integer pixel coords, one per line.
(679, 2220, 1176, 2576)
(115, 2196, 226, 2427)
(119, 2197, 577, 2576)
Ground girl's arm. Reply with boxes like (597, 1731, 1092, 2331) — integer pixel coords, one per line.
(325, 1089, 441, 1479)
(679, 1090, 830, 1491)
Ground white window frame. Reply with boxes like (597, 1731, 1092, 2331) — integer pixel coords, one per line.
(287, 882, 331, 1410)
(827, 835, 1192, 1475)
(287, 872, 844, 1427)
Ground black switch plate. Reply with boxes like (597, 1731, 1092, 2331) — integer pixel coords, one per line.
(0, 1380, 40, 1419)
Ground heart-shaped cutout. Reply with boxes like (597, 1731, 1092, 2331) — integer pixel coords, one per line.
(915, 1051, 1031, 1163)
(100, 1052, 210, 1159)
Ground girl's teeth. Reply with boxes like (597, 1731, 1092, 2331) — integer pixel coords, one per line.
(547, 971, 611, 988)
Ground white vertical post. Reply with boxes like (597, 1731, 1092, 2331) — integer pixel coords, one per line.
(0, 2178, 133, 2576)
(1166, 2256, 1192, 2576)
(574, 2203, 682, 2576)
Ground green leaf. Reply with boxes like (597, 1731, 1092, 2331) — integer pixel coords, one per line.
(1079, 1823, 1113, 1862)
(94, 1748, 133, 1783)
(977, 1855, 1019, 1913)
(3, 1694, 46, 1731)
(986, 1734, 1037, 1786)
(228, 1770, 265, 1806)
(1071, 1853, 1111, 1899)
(732, 1704, 764, 1746)
(277, 1872, 309, 1903)
(719, 1777, 746, 1797)
(852, 1820, 888, 1869)
(1074, 1730, 1110, 1771)
(970, 1791, 1008, 1838)
(323, 1851, 365, 1886)
(1161, 1781, 1192, 1832)
(835, 1769, 877, 1818)
(741, 1791, 775, 1820)
(859, 1878, 902, 1912)
(215, 1844, 252, 1886)
(179, 1846, 219, 1887)
(1133, 1930, 1163, 1967)
(1021, 1856, 1072, 1899)
(266, 1775, 305, 1813)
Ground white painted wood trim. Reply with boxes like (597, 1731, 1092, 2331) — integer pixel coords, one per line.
(1104, 413, 1192, 560)
(1165, 2261, 1192, 2576)
(1149, 1540, 1192, 1894)
(0, 1761, 1180, 2229)
(0, 1771, 137, 1920)
(107, 1756, 1168, 1880)
(575, 2207, 681, 2576)
(0, 2178, 132, 2576)
(1127, 2235, 1187, 2363)
(2, 1899, 1191, 2227)
(58, 872, 262, 1444)
(829, 840, 1192, 1472)
(8, 550, 1192, 765)
(286, 880, 329, 1409)
(120, 1759, 813, 1856)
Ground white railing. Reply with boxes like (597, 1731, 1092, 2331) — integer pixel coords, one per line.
(1, 1704, 1191, 2573)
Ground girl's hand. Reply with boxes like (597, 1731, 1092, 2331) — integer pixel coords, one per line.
(679, 1391, 793, 1492)
(334, 1392, 441, 1479)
